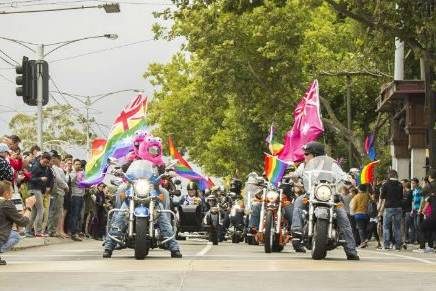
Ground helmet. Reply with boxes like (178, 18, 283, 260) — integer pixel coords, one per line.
(302, 141, 325, 157)
(229, 178, 242, 194)
(187, 181, 198, 191)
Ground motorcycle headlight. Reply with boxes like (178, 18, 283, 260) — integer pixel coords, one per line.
(134, 179, 152, 198)
(315, 185, 332, 201)
(266, 190, 279, 202)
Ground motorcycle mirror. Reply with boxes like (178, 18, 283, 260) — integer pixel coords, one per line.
(174, 179, 182, 185)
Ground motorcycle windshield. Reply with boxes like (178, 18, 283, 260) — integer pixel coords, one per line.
(302, 156, 336, 194)
(125, 160, 156, 180)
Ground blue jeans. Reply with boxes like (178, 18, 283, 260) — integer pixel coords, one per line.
(248, 202, 293, 229)
(383, 207, 402, 249)
(69, 196, 84, 235)
(104, 201, 179, 252)
(0, 231, 20, 253)
(292, 194, 357, 256)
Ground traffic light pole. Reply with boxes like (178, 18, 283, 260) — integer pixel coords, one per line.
(36, 44, 44, 148)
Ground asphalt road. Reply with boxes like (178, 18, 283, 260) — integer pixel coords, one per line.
(1, 239, 436, 291)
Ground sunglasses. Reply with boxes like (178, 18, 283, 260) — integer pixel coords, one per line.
(303, 152, 311, 156)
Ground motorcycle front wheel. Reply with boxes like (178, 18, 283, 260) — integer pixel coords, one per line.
(135, 217, 150, 260)
(311, 219, 328, 260)
(209, 213, 219, 245)
(264, 210, 274, 253)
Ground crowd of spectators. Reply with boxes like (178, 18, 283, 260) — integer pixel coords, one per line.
(0, 135, 114, 265)
(343, 169, 436, 253)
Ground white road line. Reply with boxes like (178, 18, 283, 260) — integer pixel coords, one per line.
(360, 249, 436, 265)
(195, 242, 212, 257)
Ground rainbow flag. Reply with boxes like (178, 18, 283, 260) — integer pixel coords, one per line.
(168, 136, 214, 190)
(81, 95, 148, 186)
(265, 124, 284, 156)
(264, 153, 289, 185)
(360, 160, 379, 185)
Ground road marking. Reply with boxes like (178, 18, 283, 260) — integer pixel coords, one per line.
(360, 249, 436, 265)
(195, 242, 212, 257)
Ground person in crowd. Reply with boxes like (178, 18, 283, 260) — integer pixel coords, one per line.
(68, 159, 85, 241)
(90, 183, 107, 240)
(0, 144, 13, 182)
(367, 190, 382, 249)
(25, 152, 54, 237)
(401, 181, 413, 249)
(378, 169, 403, 251)
(61, 156, 73, 236)
(47, 150, 69, 238)
(3, 135, 21, 152)
(349, 187, 360, 246)
(350, 184, 370, 248)
(0, 180, 34, 265)
(414, 170, 436, 253)
(27, 145, 41, 169)
(410, 177, 424, 244)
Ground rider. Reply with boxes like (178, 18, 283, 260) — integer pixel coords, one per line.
(247, 172, 295, 244)
(288, 141, 359, 260)
(180, 181, 204, 207)
(102, 133, 182, 259)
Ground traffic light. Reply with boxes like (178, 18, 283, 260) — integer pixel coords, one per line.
(15, 56, 33, 101)
(15, 57, 49, 106)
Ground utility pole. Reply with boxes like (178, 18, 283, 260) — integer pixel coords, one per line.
(36, 44, 44, 148)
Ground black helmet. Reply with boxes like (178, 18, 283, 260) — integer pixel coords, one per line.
(229, 178, 242, 194)
(302, 141, 325, 157)
(187, 181, 198, 191)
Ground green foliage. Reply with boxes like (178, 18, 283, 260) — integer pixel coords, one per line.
(146, 0, 397, 177)
(8, 105, 88, 151)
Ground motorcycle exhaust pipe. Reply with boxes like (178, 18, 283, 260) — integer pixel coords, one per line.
(128, 199, 134, 238)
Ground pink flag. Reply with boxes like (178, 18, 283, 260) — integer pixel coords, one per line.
(278, 80, 324, 162)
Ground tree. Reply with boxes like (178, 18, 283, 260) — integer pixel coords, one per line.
(146, 0, 396, 177)
(8, 104, 89, 151)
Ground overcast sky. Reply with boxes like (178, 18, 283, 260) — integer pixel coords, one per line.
(0, 0, 182, 155)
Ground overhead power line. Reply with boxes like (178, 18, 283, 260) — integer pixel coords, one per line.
(50, 38, 154, 63)
(0, 72, 13, 83)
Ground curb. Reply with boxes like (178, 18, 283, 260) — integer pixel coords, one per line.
(12, 237, 72, 251)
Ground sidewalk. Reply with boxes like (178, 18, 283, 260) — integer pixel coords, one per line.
(12, 236, 72, 251)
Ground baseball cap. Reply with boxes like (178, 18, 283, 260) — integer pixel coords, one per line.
(0, 143, 10, 153)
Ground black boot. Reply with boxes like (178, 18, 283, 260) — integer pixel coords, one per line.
(0, 257, 6, 265)
(102, 249, 112, 258)
(171, 250, 182, 258)
(346, 253, 360, 260)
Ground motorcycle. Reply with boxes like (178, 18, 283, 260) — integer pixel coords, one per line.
(300, 156, 345, 260)
(203, 189, 229, 245)
(257, 182, 291, 253)
(106, 159, 177, 260)
(228, 192, 245, 243)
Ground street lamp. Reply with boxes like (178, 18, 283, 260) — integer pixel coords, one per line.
(0, 2, 121, 15)
(0, 34, 119, 147)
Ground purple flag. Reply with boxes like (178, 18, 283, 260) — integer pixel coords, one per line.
(278, 80, 324, 162)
